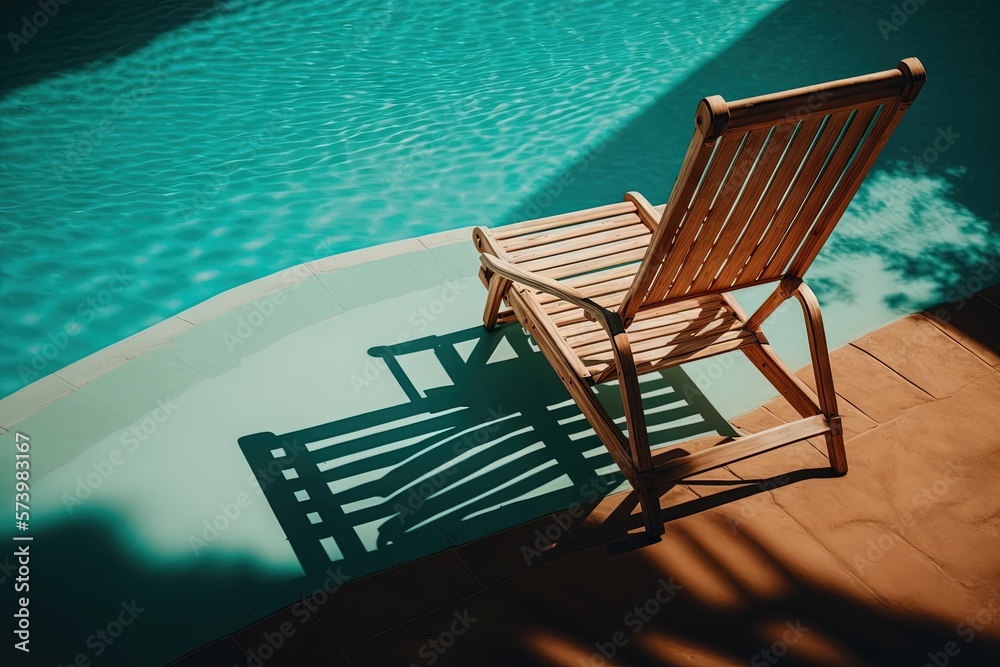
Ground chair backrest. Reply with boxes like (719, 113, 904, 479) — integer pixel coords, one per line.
(619, 58, 925, 326)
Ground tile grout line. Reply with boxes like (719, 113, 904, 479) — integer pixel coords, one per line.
(848, 341, 936, 400)
(340, 584, 491, 652)
(764, 490, 894, 608)
(340, 523, 585, 653)
(921, 311, 999, 368)
(555, 510, 589, 552)
(315, 610, 358, 667)
(452, 546, 489, 591)
(759, 404, 830, 459)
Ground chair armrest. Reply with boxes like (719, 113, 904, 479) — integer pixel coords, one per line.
(479, 253, 625, 336)
(625, 191, 660, 231)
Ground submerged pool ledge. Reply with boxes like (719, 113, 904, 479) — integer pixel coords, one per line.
(0, 226, 475, 429)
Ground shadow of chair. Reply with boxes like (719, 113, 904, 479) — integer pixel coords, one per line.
(239, 324, 739, 580)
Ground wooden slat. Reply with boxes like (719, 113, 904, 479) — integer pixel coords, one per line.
(550, 292, 719, 329)
(538, 248, 647, 281)
(571, 309, 735, 356)
(493, 201, 636, 239)
(560, 264, 639, 290)
(542, 287, 628, 316)
(721, 117, 826, 287)
(567, 304, 728, 348)
(667, 129, 770, 299)
(726, 66, 903, 131)
(501, 213, 643, 253)
(631, 294, 724, 322)
(598, 333, 756, 383)
(644, 133, 746, 304)
(738, 111, 851, 282)
(507, 222, 649, 264)
(581, 322, 748, 366)
(788, 104, 902, 276)
(651, 415, 830, 486)
(519, 236, 651, 274)
(561, 272, 638, 299)
(617, 127, 719, 325)
(574, 316, 742, 360)
(556, 298, 723, 339)
(762, 105, 880, 280)
(693, 123, 796, 293)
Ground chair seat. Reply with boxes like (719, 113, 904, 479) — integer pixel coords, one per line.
(490, 201, 756, 383)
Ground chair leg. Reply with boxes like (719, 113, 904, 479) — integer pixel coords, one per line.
(825, 423, 848, 475)
(610, 332, 664, 539)
(792, 283, 849, 476)
(637, 477, 665, 538)
(482, 273, 511, 330)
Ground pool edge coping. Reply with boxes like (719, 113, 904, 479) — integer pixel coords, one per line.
(0, 226, 476, 430)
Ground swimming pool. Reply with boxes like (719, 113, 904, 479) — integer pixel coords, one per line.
(1, 0, 998, 399)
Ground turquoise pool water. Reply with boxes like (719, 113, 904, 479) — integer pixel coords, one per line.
(1, 0, 998, 399)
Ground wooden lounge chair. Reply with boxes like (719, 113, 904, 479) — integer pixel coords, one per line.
(472, 58, 925, 538)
